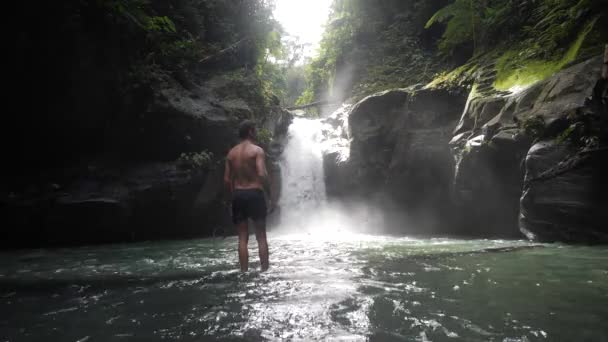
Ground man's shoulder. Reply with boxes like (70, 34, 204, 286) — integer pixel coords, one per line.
(243, 142, 263, 154)
(252, 144, 265, 157)
(227, 144, 240, 159)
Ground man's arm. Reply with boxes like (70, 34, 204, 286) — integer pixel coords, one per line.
(255, 148, 272, 198)
(223, 156, 233, 196)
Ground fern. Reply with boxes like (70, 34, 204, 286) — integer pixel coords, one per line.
(145, 16, 176, 33)
(425, 0, 480, 55)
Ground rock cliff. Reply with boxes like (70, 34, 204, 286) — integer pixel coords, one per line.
(323, 55, 607, 241)
(2, 0, 292, 248)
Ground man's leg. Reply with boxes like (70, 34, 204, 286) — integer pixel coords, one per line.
(254, 218, 269, 272)
(237, 221, 249, 272)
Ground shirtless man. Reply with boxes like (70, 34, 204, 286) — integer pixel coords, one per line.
(224, 120, 272, 272)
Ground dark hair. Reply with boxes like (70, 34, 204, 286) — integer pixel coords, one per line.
(238, 120, 256, 139)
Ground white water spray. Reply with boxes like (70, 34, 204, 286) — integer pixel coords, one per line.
(277, 109, 386, 237)
(278, 118, 328, 229)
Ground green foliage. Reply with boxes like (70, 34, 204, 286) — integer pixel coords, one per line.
(427, 61, 480, 89)
(255, 28, 288, 105)
(425, 0, 480, 55)
(284, 64, 307, 106)
(556, 113, 603, 148)
(177, 151, 214, 170)
(256, 128, 273, 147)
(101, 0, 284, 79)
(426, 0, 607, 90)
(154, 38, 205, 68)
(494, 15, 599, 90)
(295, 0, 361, 103)
(144, 16, 176, 33)
(102, 0, 175, 34)
(295, 89, 315, 106)
(298, 0, 441, 102)
(557, 124, 578, 144)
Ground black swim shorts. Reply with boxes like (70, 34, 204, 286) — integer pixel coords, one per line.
(232, 189, 267, 224)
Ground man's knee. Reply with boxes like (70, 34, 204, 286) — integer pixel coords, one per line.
(255, 233, 267, 243)
(237, 222, 249, 240)
(254, 224, 267, 242)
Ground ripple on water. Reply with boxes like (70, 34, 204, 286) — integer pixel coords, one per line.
(0, 235, 607, 341)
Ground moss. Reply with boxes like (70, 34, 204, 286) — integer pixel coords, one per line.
(520, 115, 546, 139)
(556, 124, 577, 144)
(177, 151, 214, 170)
(494, 17, 598, 91)
(426, 62, 479, 89)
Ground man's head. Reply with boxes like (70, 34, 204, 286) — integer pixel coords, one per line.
(238, 120, 256, 140)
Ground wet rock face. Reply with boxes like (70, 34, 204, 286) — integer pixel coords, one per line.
(0, 66, 293, 248)
(0, 103, 292, 248)
(111, 72, 290, 162)
(520, 141, 608, 243)
(324, 87, 467, 233)
(324, 55, 605, 240)
(449, 55, 604, 239)
(454, 56, 603, 138)
(451, 130, 532, 237)
(1, 163, 212, 247)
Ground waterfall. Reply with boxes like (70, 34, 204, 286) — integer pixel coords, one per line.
(278, 117, 328, 230)
(277, 105, 374, 235)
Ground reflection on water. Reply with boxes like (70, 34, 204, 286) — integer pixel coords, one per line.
(1, 234, 607, 341)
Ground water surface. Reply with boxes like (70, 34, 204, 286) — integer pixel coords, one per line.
(1, 234, 607, 341)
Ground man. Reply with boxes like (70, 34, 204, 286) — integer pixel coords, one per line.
(224, 120, 272, 272)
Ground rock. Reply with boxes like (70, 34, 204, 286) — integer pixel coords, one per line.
(112, 72, 251, 162)
(451, 129, 531, 237)
(324, 87, 467, 233)
(323, 151, 352, 197)
(521, 56, 602, 120)
(46, 198, 130, 245)
(0, 162, 212, 247)
(3, 1, 293, 248)
(454, 56, 602, 137)
(454, 94, 508, 136)
(519, 141, 608, 243)
(449, 55, 603, 238)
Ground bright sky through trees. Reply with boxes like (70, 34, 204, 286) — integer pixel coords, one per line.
(273, 0, 331, 57)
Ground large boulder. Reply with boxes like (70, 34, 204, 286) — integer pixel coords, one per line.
(450, 55, 604, 238)
(3, 0, 293, 248)
(450, 129, 532, 237)
(0, 103, 292, 248)
(520, 141, 608, 243)
(454, 56, 603, 137)
(323, 87, 467, 233)
(0, 162, 215, 248)
(111, 71, 288, 162)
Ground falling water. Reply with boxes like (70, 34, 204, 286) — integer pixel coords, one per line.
(277, 106, 385, 235)
(277, 117, 328, 231)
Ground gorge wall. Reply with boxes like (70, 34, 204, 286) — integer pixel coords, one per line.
(4, 0, 607, 247)
(323, 55, 608, 242)
(310, 0, 607, 242)
(2, 1, 291, 248)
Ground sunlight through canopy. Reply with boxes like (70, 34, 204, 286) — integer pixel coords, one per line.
(273, 0, 332, 57)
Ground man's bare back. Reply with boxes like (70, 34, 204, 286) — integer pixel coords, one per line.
(225, 140, 266, 191)
(224, 120, 271, 272)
